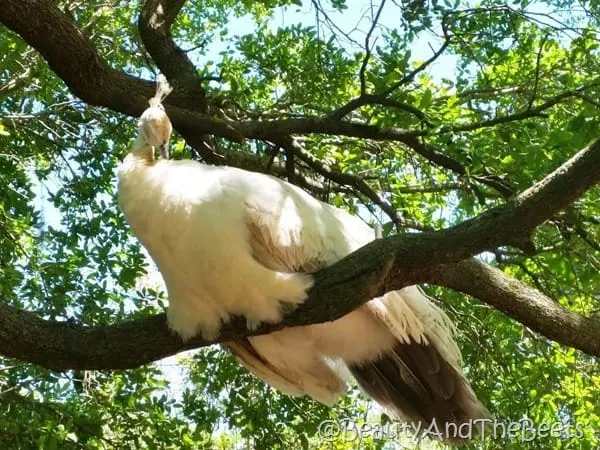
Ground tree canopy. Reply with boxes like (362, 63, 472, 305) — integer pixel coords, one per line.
(3, 0, 600, 448)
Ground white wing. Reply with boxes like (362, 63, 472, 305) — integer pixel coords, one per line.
(227, 171, 487, 427)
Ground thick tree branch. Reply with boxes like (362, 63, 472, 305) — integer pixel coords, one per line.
(0, 0, 239, 160)
(138, 0, 206, 107)
(1, 138, 600, 370)
(2, 0, 150, 112)
(138, 0, 222, 162)
(433, 259, 600, 356)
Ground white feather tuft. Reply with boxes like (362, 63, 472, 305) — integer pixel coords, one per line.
(375, 286, 463, 368)
(148, 74, 173, 108)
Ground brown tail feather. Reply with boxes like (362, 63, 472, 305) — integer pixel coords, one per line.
(348, 340, 488, 442)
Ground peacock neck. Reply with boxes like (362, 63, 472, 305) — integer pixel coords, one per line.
(128, 136, 155, 164)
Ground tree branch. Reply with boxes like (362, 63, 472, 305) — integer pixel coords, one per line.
(138, 0, 207, 107)
(138, 0, 223, 162)
(358, 0, 386, 95)
(5, 0, 600, 375)
(0, 0, 238, 161)
(396, 182, 463, 194)
(0, 0, 517, 198)
(1, 137, 600, 370)
(0, 66, 33, 102)
(242, 118, 515, 197)
(434, 80, 600, 135)
(379, 31, 452, 98)
(274, 136, 428, 230)
(1, 0, 585, 202)
(432, 259, 600, 358)
(328, 94, 431, 124)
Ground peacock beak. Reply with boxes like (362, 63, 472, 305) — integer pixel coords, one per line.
(160, 142, 170, 160)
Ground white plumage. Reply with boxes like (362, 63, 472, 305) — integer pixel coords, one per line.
(118, 77, 488, 438)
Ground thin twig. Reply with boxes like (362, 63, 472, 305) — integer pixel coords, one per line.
(527, 33, 549, 111)
(275, 136, 432, 231)
(359, 0, 386, 95)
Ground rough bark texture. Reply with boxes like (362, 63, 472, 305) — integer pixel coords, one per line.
(434, 260, 600, 357)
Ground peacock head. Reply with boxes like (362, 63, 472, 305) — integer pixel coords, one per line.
(136, 74, 173, 159)
(138, 104, 172, 159)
